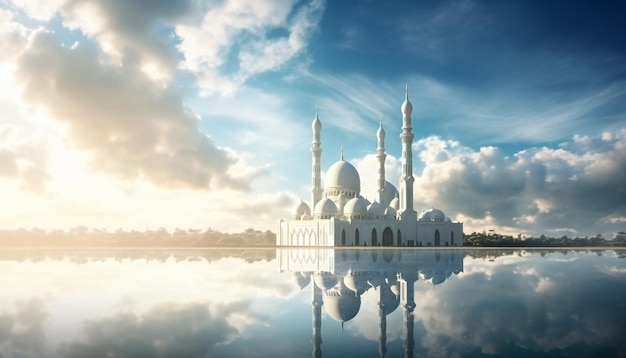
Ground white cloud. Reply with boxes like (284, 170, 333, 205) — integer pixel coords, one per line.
(177, 0, 324, 95)
(409, 131, 626, 237)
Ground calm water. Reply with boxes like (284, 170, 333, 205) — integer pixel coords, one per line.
(1, 248, 625, 358)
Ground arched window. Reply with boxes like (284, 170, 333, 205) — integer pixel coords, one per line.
(371, 228, 378, 246)
(341, 229, 346, 246)
(435, 230, 441, 246)
(397, 230, 402, 246)
(383, 227, 393, 246)
(451, 231, 455, 246)
(355, 228, 360, 246)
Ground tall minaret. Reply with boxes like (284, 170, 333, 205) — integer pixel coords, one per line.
(399, 85, 416, 219)
(376, 118, 386, 206)
(311, 107, 323, 209)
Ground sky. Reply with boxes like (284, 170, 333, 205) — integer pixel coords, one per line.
(0, 0, 625, 237)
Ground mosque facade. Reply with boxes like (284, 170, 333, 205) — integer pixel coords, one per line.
(277, 88, 463, 247)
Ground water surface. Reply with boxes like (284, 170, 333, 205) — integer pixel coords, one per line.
(1, 248, 625, 357)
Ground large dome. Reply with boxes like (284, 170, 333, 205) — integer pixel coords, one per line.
(324, 160, 360, 195)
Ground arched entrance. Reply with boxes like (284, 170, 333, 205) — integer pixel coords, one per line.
(435, 230, 441, 246)
(382, 227, 393, 246)
(397, 230, 402, 246)
(341, 230, 346, 246)
(355, 228, 360, 246)
(451, 231, 455, 246)
(371, 228, 378, 246)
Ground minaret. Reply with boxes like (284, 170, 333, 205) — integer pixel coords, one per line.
(311, 107, 323, 209)
(399, 85, 416, 220)
(376, 118, 387, 206)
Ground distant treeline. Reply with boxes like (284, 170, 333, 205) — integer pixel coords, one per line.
(1, 227, 625, 248)
(0, 227, 275, 247)
(463, 231, 626, 247)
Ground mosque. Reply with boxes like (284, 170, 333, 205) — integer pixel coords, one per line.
(277, 88, 463, 247)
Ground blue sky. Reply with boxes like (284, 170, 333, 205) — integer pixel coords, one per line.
(0, 0, 625, 237)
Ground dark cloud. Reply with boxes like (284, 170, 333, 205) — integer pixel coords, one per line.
(413, 131, 626, 236)
(16, 30, 247, 190)
(59, 302, 242, 358)
(0, 299, 48, 357)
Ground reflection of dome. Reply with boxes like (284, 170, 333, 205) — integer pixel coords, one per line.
(314, 198, 337, 218)
(389, 282, 400, 297)
(292, 200, 311, 219)
(344, 197, 368, 219)
(378, 283, 400, 316)
(419, 208, 446, 222)
(323, 281, 361, 323)
(343, 270, 370, 295)
(324, 160, 360, 196)
(314, 272, 339, 291)
(293, 272, 311, 290)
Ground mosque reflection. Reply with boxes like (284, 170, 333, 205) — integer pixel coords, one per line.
(278, 248, 463, 357)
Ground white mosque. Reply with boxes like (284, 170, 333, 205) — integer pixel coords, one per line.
(277, 87, 463, 247)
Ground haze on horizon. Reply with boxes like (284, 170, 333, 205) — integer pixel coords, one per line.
(0, 0, 625, 238)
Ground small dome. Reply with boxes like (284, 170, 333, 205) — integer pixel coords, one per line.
(344, 197, 368, 218)
(384, 206, 396, 217)
(444, 217, 452, 223)
(312, 109, 321, 132)
(314, 198, 337, 217)
(401, 86, 413, 117)
(292, 200, 311, 218)
(380, 181, 399, 207)
(389, 197, 399, 210)
(377, 121, 385, 144)
(324, 160, 360, 195)
(368, 201, 384, 217)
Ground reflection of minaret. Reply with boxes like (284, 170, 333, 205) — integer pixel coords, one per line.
(312, 281, 323, 358)
(378, 304, 387, 358)
(398, 271, 417, 358)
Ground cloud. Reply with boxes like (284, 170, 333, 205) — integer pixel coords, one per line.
(15, 30, 248, 190)
(413, 251, 626, 357)
(410, 131, 626, 236)
(176, 0, 325, 95)
(58, 302, 241, 358)
(0, 299, 48, 358)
